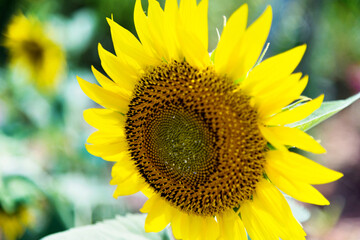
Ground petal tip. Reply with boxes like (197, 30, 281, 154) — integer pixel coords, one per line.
(112, 191, 119, 199)
(300, 43, 307, 50)
(109, 178, 116, 185)
(83, 109, 90, 119)
(313, 144, 327, 154)
(84, 143, 93, 154)
(77, 76, 90, 90)
(135, 0, 144, 12)
(238, 3, 249, 17)
(144, 224, 152, 233)
(322, 198, 330, 205)
(332, 171, 344, 181)
(318, 145, 327, 154)
(97, 42, 104, 52)
(265, 5, 273, 18)
(106, 17, 113, 25)
(76, 75, 85, 82)
(297, 44, 307, 56)
(139, 206, 147, 213)
(301, 75, 309, 83)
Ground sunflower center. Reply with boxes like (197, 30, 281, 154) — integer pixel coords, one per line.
(22, 40, 44, 66)
(126, 61, 267, 216)
(147, 106, 215, 182)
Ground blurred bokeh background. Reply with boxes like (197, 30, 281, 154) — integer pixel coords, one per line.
(0, 0, 359, 239)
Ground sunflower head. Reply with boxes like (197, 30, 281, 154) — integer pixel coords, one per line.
(79, 0, 343, 239)
(3, 14, 65, 92)
(0, 205, 32, 240)
(126, 60, 267, 216)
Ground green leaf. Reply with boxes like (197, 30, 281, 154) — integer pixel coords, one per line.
(288, 92, 360, 131)
(41, 213, 169, 240)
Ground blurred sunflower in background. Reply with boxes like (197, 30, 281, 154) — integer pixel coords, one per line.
(0, 176, 40, 240)
(78, 0, 345, 239)
(3, 14, 65, 92)
(0, 205, 32, 240)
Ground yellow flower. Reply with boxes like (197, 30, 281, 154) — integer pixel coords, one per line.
(0, 206, 32, 240)
(78, 1, 343, 239)
(3, 14, 65, 92)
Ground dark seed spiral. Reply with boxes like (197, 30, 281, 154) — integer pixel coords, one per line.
(126, 61, 267, 216)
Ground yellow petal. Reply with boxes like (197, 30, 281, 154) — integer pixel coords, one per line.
(78, 77, 129, 113)
(253, 73, 302, 116)
(86, 130, 124, 145)
(85, 141, 128, 157)
(172, 212, 219, 240)
(134, 0, 158, 60)
(230, 6, 272, 81)
(147, 0, 169, 59)
(266, 165, 330, 205)
(253, 72, 302, 104)
(101, 152, 127, 162)
(171, 212, 189, 240)
(110, 157, 137, 182)
(83, 108, 125, 130)
(164, 0, 181, 60)
(266, 95, 324, 125)
(91, 65, 132, 97)
(200, 216, 220, 240)
(141, 195, 175, 232)
(251, 180, 306, 239)
(85, 133, 129, 157)
(177, 24, 210, 68)
(215, 4, 248, 76)
(101, 150, 129, 162)
(179, 0, 208, 51)
(266, 150, 343, 185)
(259, 125, 287, 151)
(113, 173, 145, 197)
(260, 126, 326, 154)
(241, 201, 278, 240)
(141, 186, 155, 199)
(179, 0, 197, 26)
(133, 0, 151, 48)
(98, 43, 138, 92)
(139, 194, 158, 213)
(196, 0, 209, 51)
(218, 210, 247, 240)
(106, 17, 155, 67)
(136, 0, 183, 62)
(257, 75, 308, 118)
(134, 0, 182, 62)
(242, 44, 306, 94)
(187, 214, 203, 239)
(242, 187, 305, 240)
(177, 0, 209, 68)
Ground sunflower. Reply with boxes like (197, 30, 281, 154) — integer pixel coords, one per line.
(0, 206, 32, 240)
(78, 0, 343, 239)
(3, 14, 65, 92)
